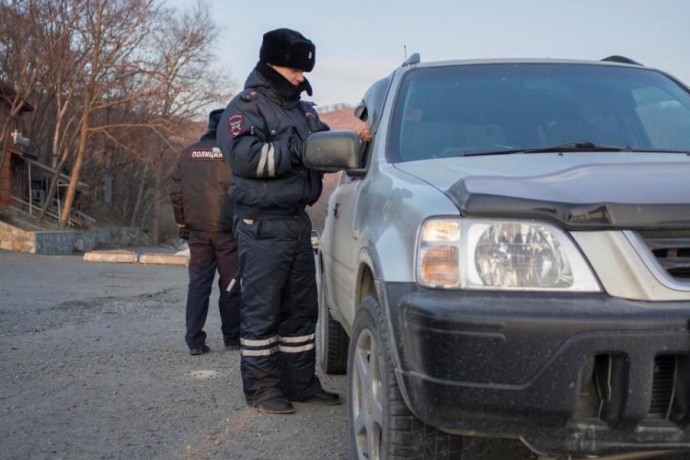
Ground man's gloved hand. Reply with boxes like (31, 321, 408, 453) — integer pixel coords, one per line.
(178, 226, 190, 240)
(290, 136, 306, 165)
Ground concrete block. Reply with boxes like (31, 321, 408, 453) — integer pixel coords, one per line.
(138, 253, 188, 266)
(83, 249, 138, 263)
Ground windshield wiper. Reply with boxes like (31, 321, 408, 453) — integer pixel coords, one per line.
(524, 142, 630, 153)
(450, 143, 690, 158)
(463, 142, 629, 157)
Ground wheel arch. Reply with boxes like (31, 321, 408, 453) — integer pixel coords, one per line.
(356, 262, 376, 309)
(355, 247, 405, 378)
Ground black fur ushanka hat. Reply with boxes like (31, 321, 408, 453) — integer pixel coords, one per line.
(259, 28, 315, 72)
(207, 108, 223, 131)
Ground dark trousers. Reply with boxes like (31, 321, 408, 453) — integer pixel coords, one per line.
(185, 230, 241, 349)
(236, 212, 322, 402)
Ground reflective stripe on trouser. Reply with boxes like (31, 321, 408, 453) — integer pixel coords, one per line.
(237, 212, 322, 401)
(185, 230, 241, 349)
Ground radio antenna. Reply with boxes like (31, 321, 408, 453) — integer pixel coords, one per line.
(403, 45, 407, 61)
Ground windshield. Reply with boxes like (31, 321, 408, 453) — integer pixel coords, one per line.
(390, 63, 690, 162)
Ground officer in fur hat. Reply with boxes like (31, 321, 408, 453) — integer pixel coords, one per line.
(218, 28, 350, 414)
(171, 109, 241, 356)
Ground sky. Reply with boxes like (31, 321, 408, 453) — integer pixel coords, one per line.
(169, 0, 690, 109)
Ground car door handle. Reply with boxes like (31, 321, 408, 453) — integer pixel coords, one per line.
(333, 202, 340, 218)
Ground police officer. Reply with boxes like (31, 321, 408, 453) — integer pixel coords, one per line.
(218, 28, 340, 414)
(170, 109, 241, 356)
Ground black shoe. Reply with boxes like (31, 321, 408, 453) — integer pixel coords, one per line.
(189, 344, 210, 356)
(251, 398, 295, 414)
(290, 389, 342, 406)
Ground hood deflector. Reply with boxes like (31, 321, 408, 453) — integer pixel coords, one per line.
(446, 180, 690, 230)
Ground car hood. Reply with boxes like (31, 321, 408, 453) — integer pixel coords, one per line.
(393, 152, 690, 229)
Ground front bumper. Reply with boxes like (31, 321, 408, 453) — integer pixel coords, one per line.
(385, 283, 690, 456)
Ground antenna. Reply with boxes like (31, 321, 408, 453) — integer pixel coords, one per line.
(403, 45, 407, 61)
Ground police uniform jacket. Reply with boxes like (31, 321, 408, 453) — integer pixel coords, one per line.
(170, 131, 234, 233)
(218, 62, 329, 219)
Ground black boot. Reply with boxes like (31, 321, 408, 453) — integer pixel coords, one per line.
(189, 344, 210, 356)
(247, 388, 295, 414)
(289, 389, 342, 406)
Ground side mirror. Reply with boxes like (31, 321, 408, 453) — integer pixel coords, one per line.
(305, 130, 362, 172)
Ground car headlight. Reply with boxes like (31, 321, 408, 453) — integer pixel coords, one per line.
(417, 218, 600, 291)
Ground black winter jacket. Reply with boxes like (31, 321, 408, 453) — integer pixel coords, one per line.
(170, 131, 234, 232)
(218, 63, 329, 218)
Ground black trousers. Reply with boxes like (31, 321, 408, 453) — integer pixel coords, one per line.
(236, 211, 322, 402)
(185, 230, 241, 349)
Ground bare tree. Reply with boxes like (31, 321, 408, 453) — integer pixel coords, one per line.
(53, 0, 153, 227)
(130, 1, 232, 242)
(1, 0, 234, 236)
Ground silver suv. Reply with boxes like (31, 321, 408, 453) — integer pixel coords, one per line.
(306, 55, 690, 459)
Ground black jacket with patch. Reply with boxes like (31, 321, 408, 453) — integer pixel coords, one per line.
(217, 62, 329, 218)
(170, 131, 234, 232)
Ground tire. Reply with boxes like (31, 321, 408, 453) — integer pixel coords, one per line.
(316, 271, 349, 374)
(348, 296, 464, 460)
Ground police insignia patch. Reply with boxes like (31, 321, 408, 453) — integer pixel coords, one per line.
(228, 114, 244, 137)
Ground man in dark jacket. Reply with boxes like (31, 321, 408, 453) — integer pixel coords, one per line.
(171, 109, 241, 356)
(217, 28, 339, 414)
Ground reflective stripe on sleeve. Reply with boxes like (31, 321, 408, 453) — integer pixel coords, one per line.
(267, 144, 276, 177)
(256, 143, 271, 176)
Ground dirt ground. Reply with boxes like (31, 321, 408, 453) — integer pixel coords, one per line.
(3, 249, 681, 460)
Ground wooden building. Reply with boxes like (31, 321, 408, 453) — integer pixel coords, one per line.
(0, 81, 34, 212)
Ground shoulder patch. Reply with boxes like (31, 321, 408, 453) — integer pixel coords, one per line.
(240, 89, 259, 101)
(227, 114, 245, 137)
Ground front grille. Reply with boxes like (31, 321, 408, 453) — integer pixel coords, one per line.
(638, 229, 690, 281)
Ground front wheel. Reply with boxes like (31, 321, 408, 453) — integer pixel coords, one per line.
(348, 296, 463, 459)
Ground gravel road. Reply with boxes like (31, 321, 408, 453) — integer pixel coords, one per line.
(0, 250, 349, 460)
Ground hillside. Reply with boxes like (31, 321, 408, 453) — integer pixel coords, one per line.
(319, 106, 359, 130)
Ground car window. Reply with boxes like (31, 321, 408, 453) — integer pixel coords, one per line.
(352, 76, 392, 175)
(355, 76, 391, 129)
(389, 64, 690, 162)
